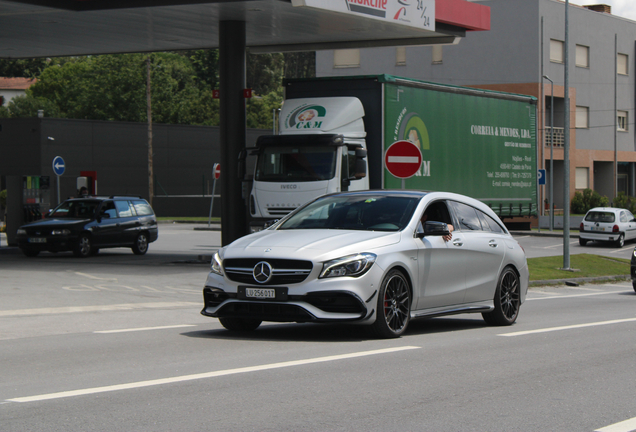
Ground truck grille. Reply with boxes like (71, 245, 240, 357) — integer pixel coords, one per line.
(223, 258, 313, 285)
(267, 207, 295, 216)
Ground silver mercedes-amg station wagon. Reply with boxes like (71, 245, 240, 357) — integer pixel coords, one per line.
(201, 190, 529, 338)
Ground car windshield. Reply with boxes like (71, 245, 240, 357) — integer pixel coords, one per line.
(255, 145, 337, 182)
(49, 200, 100, 219)
(277, 194, 420, 231)
(585, 211, 615, 223)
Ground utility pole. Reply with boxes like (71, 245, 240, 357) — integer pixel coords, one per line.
(147, 56, 154, 207)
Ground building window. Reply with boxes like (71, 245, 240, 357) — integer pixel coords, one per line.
(618, 110, 628, 131)
(575, 45, 589, 68)
(575, 167, 589, 189)
(334, 49, 360, 68)
(618, 53, 628, 75)
(432, 45, 442, 64)
(396, 47, 406, 66)
(576, 106, 589, 129)
(550, 39, 564, 63)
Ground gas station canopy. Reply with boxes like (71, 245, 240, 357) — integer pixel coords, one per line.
(1, 0, 490, 59)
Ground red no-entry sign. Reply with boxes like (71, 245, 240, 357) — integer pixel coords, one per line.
(384, 141, 422, 179)
(213, 163, 221, 180)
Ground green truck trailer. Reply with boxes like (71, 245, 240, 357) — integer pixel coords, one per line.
(247, 74, 538, 231)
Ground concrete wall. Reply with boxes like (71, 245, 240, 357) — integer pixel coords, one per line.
(0, 117, 269, 216)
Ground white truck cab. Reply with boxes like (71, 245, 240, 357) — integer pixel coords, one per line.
(248, 97, 369, 231)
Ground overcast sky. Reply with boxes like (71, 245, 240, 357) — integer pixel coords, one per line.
(580, 0, 636, 21)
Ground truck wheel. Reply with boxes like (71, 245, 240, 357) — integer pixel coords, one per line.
(482, 266, 520, 326)
(370, 269, 411, 338)
(219, 317, 262, 331)
(131, 232, 149, 255)
(579, 238, 587, 246)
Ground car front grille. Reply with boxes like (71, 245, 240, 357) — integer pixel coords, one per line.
(223, 258, 313, 285)
(216, 301, 315, 322)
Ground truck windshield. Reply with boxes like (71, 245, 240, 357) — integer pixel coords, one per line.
(255, 146, 337, 182)
(277, 194, 420, 231)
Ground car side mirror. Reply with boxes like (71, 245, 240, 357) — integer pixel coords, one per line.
(416, 221, 450, 238)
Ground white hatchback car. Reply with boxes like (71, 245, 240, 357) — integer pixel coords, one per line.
(579, 207, 636, 248)
(202, 190, 529, 338)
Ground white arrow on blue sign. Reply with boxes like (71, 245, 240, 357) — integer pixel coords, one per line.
(52, 156, 66, 176)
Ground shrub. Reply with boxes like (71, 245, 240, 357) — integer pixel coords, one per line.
(570, 188, 609, 214)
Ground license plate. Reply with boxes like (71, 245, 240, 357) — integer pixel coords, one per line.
(245, 288, 276, 299)
(591, 226, 604, 232)
(28, 238, 47, 243)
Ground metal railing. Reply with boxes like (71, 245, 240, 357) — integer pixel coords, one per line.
(544, 127, 564, 147)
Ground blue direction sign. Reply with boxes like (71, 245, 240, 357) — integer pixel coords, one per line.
(52, 156, 66, 176)
(538, 169, 546, 185)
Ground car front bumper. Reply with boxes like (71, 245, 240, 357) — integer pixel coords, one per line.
(200, 266, 383, 324)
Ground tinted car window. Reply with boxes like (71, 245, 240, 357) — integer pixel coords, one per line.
(50, 200, 100, 218)
(132, 200, 154, 216)
(483, 212, 505, 233)
(99, 201, 118, 218)
(115, 200, 134, 217)
(449, 201, 482, 231)
(585, 211, 615, 223)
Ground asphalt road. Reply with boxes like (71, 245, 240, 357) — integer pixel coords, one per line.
(1, 225, 636, 431)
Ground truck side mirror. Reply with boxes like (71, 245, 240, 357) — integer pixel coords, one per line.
(237, 149, 246, 180)
(353, 148, 367, 179)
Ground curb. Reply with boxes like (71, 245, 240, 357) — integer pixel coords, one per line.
(529, 274, 630, 287)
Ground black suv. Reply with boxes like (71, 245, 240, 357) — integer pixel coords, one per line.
(16, 196, 158, 257)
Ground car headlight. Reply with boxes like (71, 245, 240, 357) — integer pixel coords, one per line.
(210, 251, 224, 276)
(320, 253, 377, 278)
(51, 229, 70, 235)
(17, 229, 27, 235)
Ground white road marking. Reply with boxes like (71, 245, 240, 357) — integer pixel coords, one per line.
(94, 325, 196, 334)
(499, 317, 636, 337)
(595, 416, 636, 432)
(6, 346, 421, 403)
(73, 272, 117, 281)
(0, 302, 200, 317)
(527, 290, 627, 301)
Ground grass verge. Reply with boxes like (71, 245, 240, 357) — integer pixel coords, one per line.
(528, 253, 630, 281)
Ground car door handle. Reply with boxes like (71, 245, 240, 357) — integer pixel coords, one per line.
(489, 240, 498, 248)
(452, 239, 463, 247)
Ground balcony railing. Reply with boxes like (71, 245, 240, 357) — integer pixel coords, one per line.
(544, 127, 564, 147)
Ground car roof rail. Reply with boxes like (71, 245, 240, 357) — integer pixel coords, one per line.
(108, 195, 144, 199)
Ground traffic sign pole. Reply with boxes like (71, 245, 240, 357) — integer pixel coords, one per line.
(208, 163, 220, 228)
(52, 156, 66, 205)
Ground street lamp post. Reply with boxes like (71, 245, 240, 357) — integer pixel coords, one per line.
(543, 75, 554, 232)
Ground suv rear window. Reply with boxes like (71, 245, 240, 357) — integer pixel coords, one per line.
(584, 211, 615, 223)
(132, 200, 154, 216)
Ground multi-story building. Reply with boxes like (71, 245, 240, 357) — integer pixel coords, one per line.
(316, 0, 636, 211)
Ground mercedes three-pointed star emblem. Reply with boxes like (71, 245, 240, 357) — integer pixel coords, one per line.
(253, 261, 273, 284)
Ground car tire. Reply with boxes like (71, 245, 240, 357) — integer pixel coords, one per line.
(73, 234, 93, 258)
(579, 238, 587, 246)
(633, 281, 636, 293)
(219, 317, 262, 331)
(616, 234, 625, 248)
(21, 248, 40, 257)
(482, 266, 520, 326)
(370, 269, 411, 339)
(131, 232, 149, 255)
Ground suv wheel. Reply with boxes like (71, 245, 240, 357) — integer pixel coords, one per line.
(132, 232, 149, 255)
(73, 234, 92, 258)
